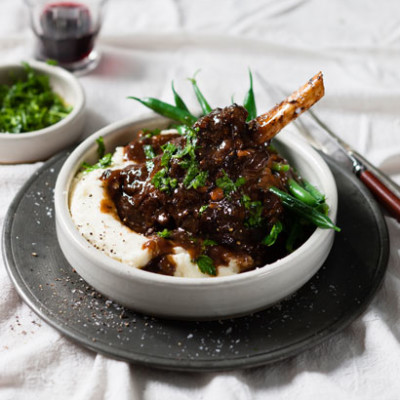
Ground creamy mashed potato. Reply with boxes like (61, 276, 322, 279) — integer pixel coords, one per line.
(69, 145, 240, 277)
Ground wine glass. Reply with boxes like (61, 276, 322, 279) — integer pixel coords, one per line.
(25, 0, 108, 74)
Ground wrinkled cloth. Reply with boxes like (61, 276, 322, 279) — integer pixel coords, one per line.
(1, 0, 400, 399)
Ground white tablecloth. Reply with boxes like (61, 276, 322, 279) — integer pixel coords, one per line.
(1, 0, 400, 398)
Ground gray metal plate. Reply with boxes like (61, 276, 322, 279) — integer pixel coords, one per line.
(2, 151, 389, 371)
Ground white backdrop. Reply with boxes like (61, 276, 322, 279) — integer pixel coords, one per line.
(1, 0, 400, 399)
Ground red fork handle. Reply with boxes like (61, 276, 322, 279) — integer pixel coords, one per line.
(359, 169, 400, 222)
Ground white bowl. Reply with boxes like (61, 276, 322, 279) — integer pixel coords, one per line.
(54, 115, 338, 320)
(0, 61, 85, 164)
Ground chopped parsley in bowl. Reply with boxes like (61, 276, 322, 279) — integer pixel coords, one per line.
(0, 60, 85, 163)
(0, 62, 72, 134)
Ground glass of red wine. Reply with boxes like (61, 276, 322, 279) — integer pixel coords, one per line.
(25, 0, 108, 74)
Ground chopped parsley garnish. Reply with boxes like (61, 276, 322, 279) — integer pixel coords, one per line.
(152, 167, 178, 192)
(183, 164, 208, 189)
(176, 124, 191, 135)
(161, 142, 177, 166)
(143, 144, 156, 172)
(146, 160, 155, 172)
(0, 62, 72, 133)
(216, 170, 245, 196)
(151, 125, 208, 192)
(242, 194, 264, 227)
(82, 154, 113, 173)
(169, 124, 191, 135)
(199, 204, 209, 214)
(143, 144, 156, 159)
(203, 239, 217, 247)
(262, 221, 283, 246)
(236, 176, 246, 187)
(96, 136, 106, 158)
(173, 128, 198, 160)
(196, 254, 216, 276)
(82, 137, 113, 172)
(157, 228, 172, 238)
(143, 128, 161, 138)
(151, 142, 179, 192)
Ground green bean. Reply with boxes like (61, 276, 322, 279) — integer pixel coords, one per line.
(171, 81, 190, 113)
(243, 69, 257, 121)
(288, 178, 319, 207)
(271, 162, 290, 172)
(285, 220, 302, 253)
(188, 72, 212, 115)
(316, 202, 330, 216)
(269, 187, 340, 232)
(128, 96, 197, 125)
(302, 179, 326, 203)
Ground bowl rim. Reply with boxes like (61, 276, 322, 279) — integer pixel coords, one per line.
(55, 114, 338, 287)
(0, 60, 85, 138)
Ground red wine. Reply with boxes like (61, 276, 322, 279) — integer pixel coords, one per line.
(38, 2, 98, 63)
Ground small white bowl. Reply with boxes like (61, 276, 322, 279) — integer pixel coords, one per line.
(0, 61, 85, 164)
(55, 115, 338, 320)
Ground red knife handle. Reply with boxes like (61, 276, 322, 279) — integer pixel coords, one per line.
(359, 169, 400, 222)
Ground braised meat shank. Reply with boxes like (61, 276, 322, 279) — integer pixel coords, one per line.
(101, 104, 310, 275)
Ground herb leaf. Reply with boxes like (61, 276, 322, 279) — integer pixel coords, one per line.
(151, 126, 207, 192)
(216, 170, 246, 196)
(196, 254, 216, 276)
(199, 204, 209, 214)
(143, 128, 161, 138)
(183, 164, 208, 189)
(173, 126, 198, 160)
(82, 137, 113, 172)
(151, 167, 178, 192)
(96, 137, 106, 159)
(82, 153, 113, 173)
(242, 194, 264, 227)
(161, 142, 177, 167)
(143, 144, 156, 159)
(157, 229, 172, 238)
(262, 221, 283, 246)
(143, 144, 156, 172)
